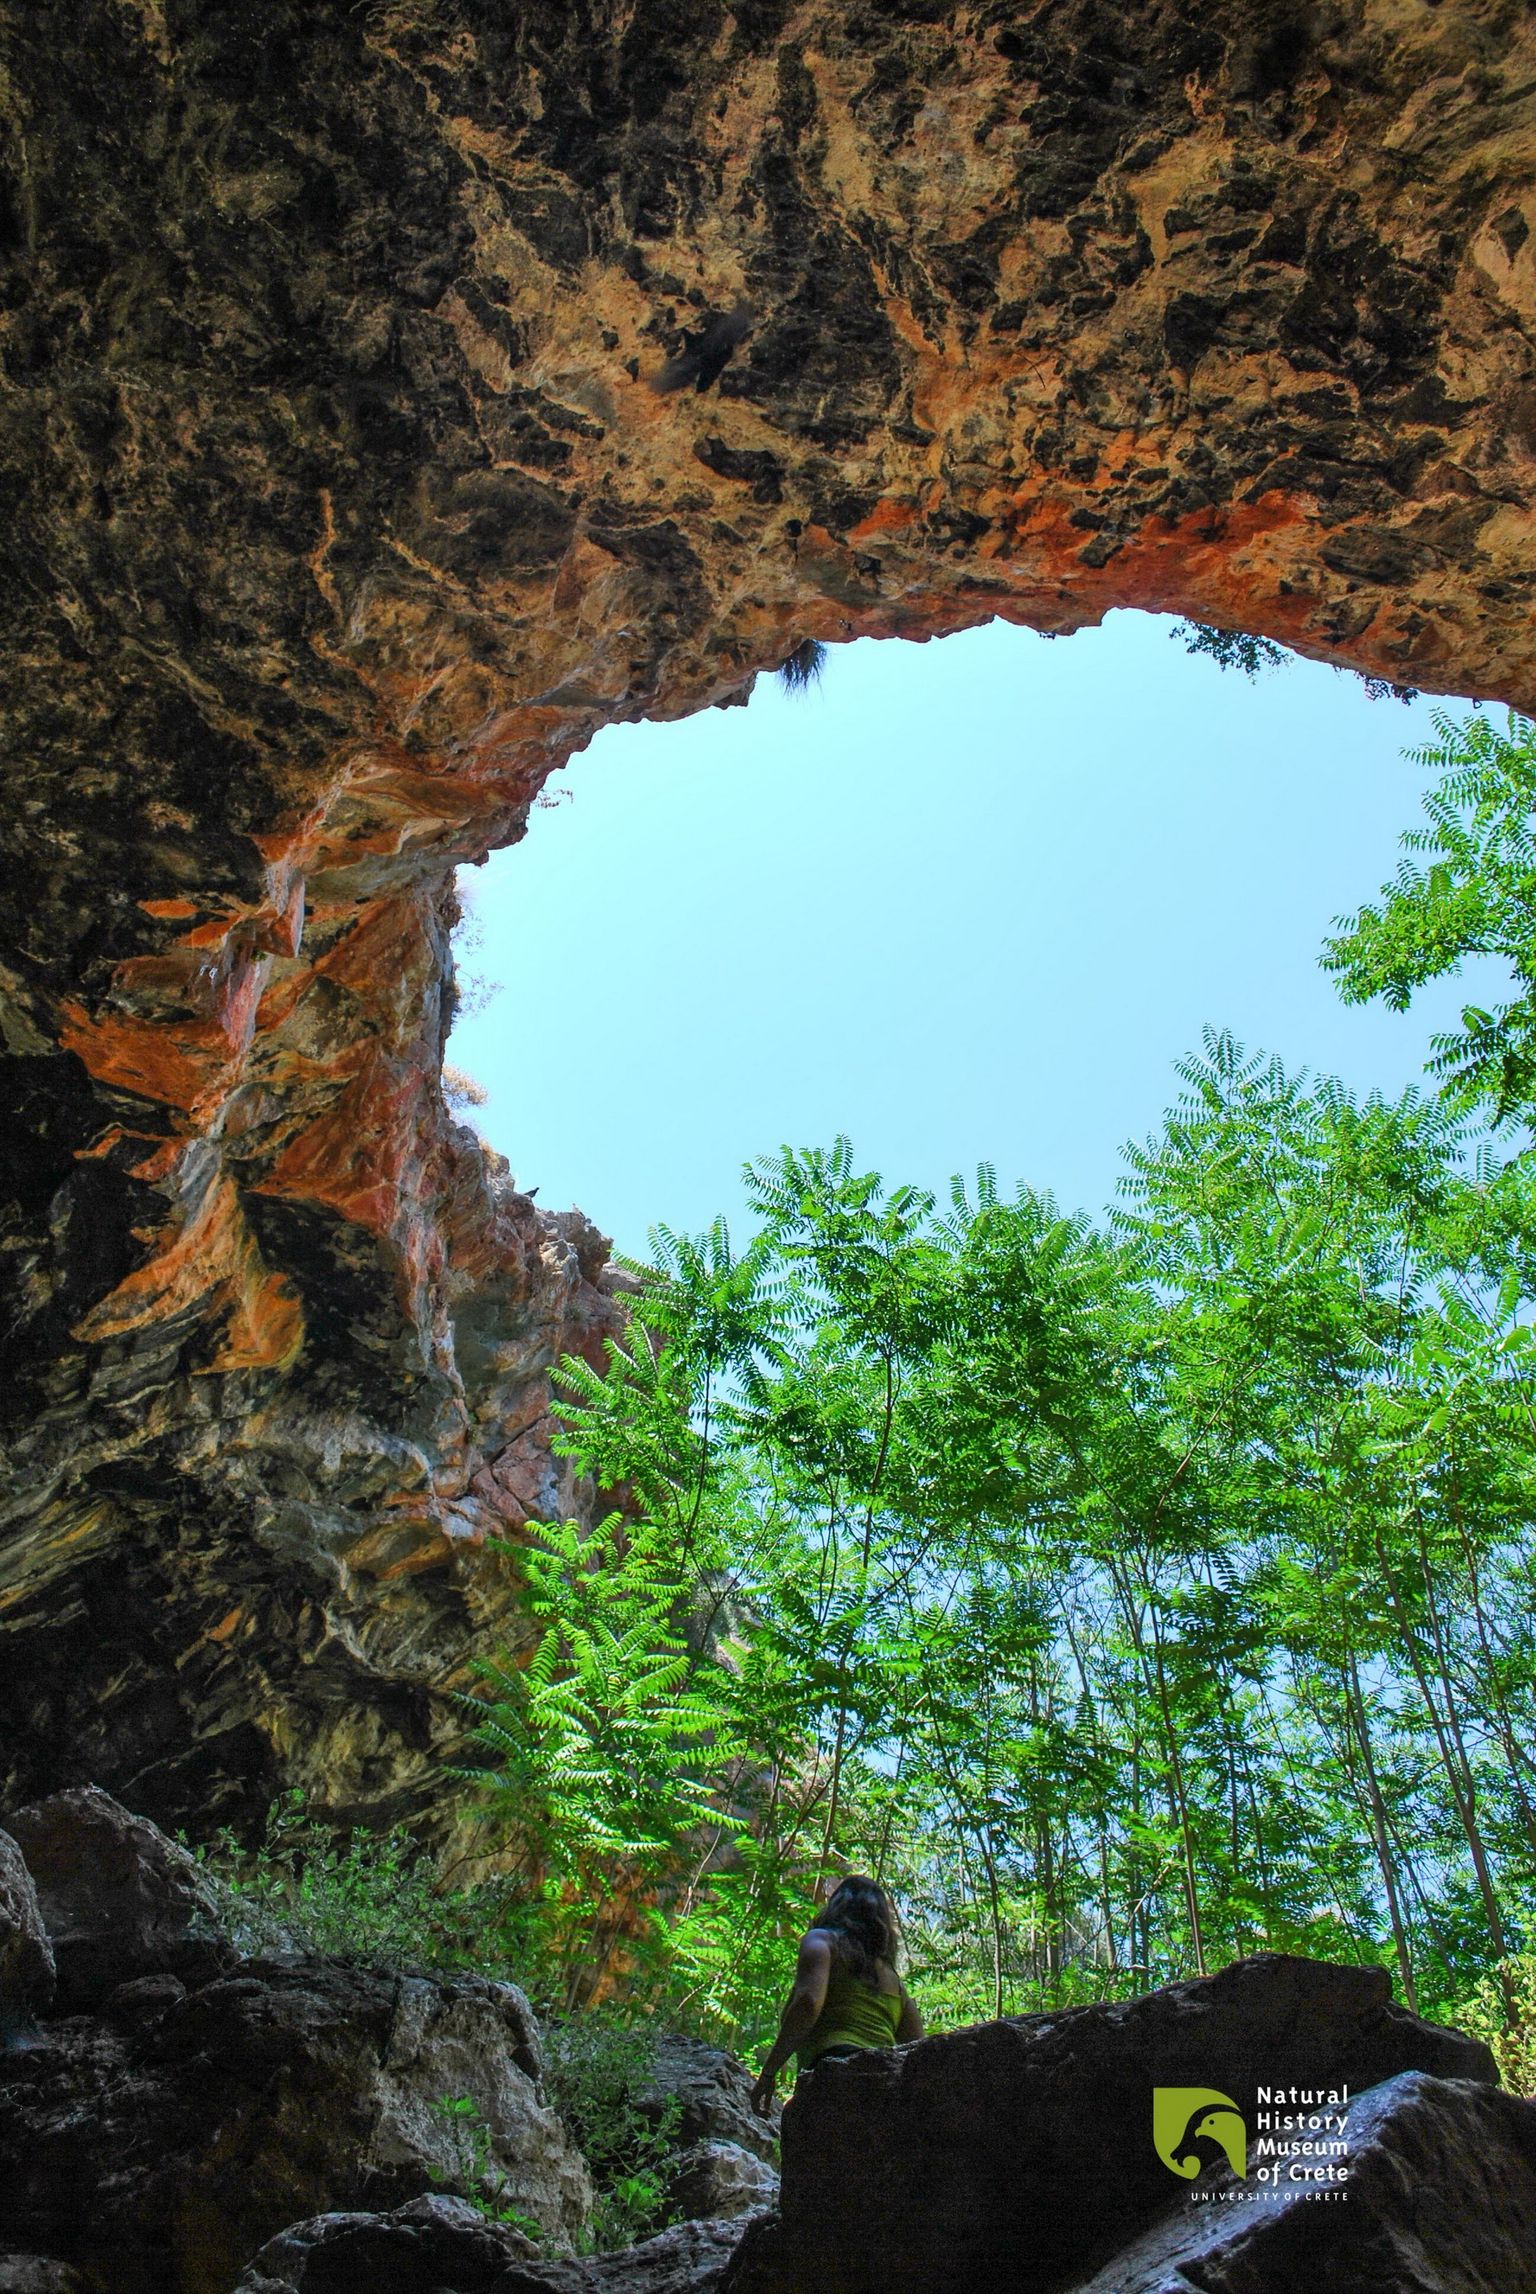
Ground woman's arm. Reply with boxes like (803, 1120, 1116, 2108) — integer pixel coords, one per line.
(749, 1932, 832, 2116)
(895, 1982, 925, 2044)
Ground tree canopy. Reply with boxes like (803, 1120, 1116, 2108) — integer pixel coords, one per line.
(459, 710, 1536, 2082)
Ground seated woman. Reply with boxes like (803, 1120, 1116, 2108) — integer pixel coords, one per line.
(749, 1875, 924, 2116)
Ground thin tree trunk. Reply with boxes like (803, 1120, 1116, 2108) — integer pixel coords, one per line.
(1445, 1507, 1536, 1861)
(1343, 1652, 1418, 2012)
(1375, 1529, 1510, 1972)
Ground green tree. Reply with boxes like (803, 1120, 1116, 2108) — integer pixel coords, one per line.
(1325, 709, 1536, 1124)
(452, 710, 1536, 2063)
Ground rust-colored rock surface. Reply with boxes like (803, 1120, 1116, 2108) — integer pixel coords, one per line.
(3, 0, 1536, 1829)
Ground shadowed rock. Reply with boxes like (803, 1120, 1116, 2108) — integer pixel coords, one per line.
(1067, 2072, 1536, 2294)
(638, 2037, 781, 2164)
(722, 1953, 1496, 2294)
(6, 1787, 232, 2011)
(0, 1953, 589, 2294)
(237, 2196, 750, 2294)
(664, 2142, 780, 2225)
(0, 1832, 54, 2034)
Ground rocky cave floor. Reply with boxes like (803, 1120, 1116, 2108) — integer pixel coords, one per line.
(2, 1787, 1536, 2294)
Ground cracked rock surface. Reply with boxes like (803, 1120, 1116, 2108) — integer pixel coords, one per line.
(0, 1951, 590, 2291)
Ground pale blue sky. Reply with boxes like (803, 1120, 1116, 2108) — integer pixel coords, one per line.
(449, 612, 1499, 1261)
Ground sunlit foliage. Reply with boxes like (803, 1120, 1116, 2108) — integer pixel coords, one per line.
(455, 712, 1536, 2084)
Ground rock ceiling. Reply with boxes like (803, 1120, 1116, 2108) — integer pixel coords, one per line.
(1, 0, 1533, 1831)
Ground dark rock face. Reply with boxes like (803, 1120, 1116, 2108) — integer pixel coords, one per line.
(6, 1787, 232, 2010)
(0, 1850, 1517, 2294)
(0, 1954, 590, 2294)
(238, 2198, 747, 2294)
(722, 1952, 1497, 2294)
(3, 3, 1536, 1824)
(0, 2266, 86, 2294)
(1068, 2072, 1536, 2294)
(0, 1832, 53, 2027)
(0, 1793, 803, 2291)
(639, 2037, 781, 2165)
(237, 2197, 550, 2294)
(664, 2143, 780, 2225)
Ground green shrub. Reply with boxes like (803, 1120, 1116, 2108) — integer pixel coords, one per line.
(198, 1792, 458, 1970)
(543, 2015, 684, 2251)
(429, 2095, 550, 2243)
(1451, 1955, 1536, 2097)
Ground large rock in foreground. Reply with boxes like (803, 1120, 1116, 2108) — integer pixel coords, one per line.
(1069, 2071, 1536, 2294)
(723, 1953, 1496, 2294)
(238, 2195, 749, 2294)
(0, 1831, 54, 2029)
(6, 1787, 233, 2010)
(0, 1955, 590, 2294)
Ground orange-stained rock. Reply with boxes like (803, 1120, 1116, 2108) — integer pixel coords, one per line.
(2, 0, 1536, 1836)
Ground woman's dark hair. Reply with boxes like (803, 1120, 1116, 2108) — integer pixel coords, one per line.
(816, 1875, 898, 1981)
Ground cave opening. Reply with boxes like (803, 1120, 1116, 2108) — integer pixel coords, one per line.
(415, 610, 1536, 2067)
(8, 0, 1536, 2270)
(447, 610, 1507, 1262)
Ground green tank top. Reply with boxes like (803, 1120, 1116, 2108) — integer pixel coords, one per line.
(797, 1961, 902, 2069)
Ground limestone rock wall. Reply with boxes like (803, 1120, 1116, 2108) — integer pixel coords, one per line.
(0, 1790, 593, 2292)
(2, 0, 1536, 1829)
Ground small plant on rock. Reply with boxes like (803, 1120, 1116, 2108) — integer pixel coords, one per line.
(197, 1791, 452, 1969)
(777, 636, 826, 691)
(429, 2095, 549, 2241)
(543, 2016, 684, 2252)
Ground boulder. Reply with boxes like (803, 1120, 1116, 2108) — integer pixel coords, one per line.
(238, 2194, 751, 2294)
(639, 2038, 779, 2164)
(0, 2265, 87, 2294)
(664, 2143, 779, 2224)
(1066, 2072, 1536, 2293)
(541, 2215, 754, 2294)
(103, 1974, 187, 2029)
(5, 1788, 231, 2009)
(722, 1953, 1497, 2294)
(0, 1956, 590, 2294)
(235, 2196, 543, 2292)
(0, 1831, 54, 2028)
